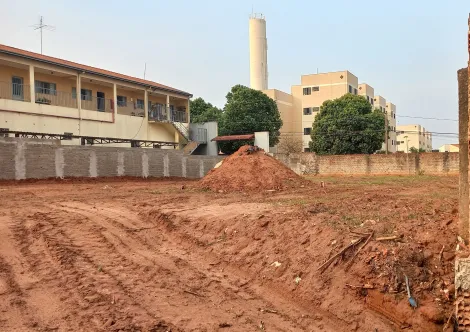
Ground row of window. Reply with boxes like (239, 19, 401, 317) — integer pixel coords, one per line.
(302, 86, 320, 95)
(348, 85, 358, 95)
(303, 107, 320, 115)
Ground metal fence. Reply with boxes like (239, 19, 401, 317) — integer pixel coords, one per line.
(117, 100, 145, 117)
(81, 96, 113, 113)
(0, 81, 31, 102)
(148, 104, 168, 121)
(35, 88, 78, 109)
(171, 110, 187, 123)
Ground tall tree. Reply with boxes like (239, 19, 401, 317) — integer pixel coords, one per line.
(309, 94, 385, 155)
(218, 85, 283, 154)
(189, 97, 222, 123)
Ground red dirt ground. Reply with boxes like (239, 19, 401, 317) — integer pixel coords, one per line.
(0, 175, 460, 331)
(200, 145, 302, 192)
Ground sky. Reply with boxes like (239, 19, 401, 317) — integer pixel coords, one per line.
(1, 0, 469, 148)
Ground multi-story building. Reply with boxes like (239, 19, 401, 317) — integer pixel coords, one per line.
(262, 70, 397, 152)
(396, 124, 433, 152)
(0, 44, 193, 148)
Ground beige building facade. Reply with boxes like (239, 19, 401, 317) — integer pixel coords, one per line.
(0, 44, 192, 148)
(396, 124, 433, 152)
(263, 70, 397, 152)
(439, 144, 459, 152)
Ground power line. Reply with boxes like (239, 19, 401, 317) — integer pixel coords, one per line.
(397, 115, 458, 122)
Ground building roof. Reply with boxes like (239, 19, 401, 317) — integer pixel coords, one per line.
(211, 134, 255, 142)
(0, 44, 192, 97)
(451, 144, 460, 148)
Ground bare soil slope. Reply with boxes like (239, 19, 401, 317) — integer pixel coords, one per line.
(0, 175, 459, 331)
(200, 145, 302, 192)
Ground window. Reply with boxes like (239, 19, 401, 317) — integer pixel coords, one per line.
(312, 107, 320, 112)
(393, 113, 396, 119)
(397, 141, 401, 145)
(370, 98, 374, 105)
(348, 85, 352, 93)
(312, 86, 319, 92)
(73, 88, 92, 101)
(354, 88, 358, 95)
(117, 95, 127, 107)
(303, 107, 312, 115)
(303, 87, 311, 95)
(136, 99, 145, 109)
(366, 96, 370, 102)
(392, 140, 394, 145)
(35, 80, 56, 95)
(304, 127, 312, 135)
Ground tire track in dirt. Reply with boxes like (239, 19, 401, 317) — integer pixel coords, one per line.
(54, 202, 316, 331)
(57, 202, 348, 331)
(9, 210, 179, 331)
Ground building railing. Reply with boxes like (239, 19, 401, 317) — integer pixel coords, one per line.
(0, 81, 31, 102)
(148, 104, 168, 121)
(35, 88, 78, 108)
(81, 96, 113, 113)
(171, 110, 187, 123)
(117, 99, 145, 117)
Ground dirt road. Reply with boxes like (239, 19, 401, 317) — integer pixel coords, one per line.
(0, 176, 459, 331)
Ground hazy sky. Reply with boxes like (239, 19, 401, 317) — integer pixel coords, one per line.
(1, 0, 468, 147)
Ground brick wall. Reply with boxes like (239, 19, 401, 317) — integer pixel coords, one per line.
(275, 152, 459, 176)
(0, 138, 223, 180)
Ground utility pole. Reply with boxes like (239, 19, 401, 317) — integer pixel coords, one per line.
(31, 16, 55, 54)
(404, 135, 408, 153)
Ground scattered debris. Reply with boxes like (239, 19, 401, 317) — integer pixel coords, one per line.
(439, 245, 445, 262)
(375, 235, 401, 242)
(183, 290, 205, 297)
(219, 322, 232, 328)
(346, 283, 375, 289)
(294, 276, 301, 284)
(317, 236, 367, 273)
(405, 275, 418, 309)
(260, 308, 278, 314)
(258, 321, 265, 331)
(345, 231, 374, 271)
(271, 261, 282, 268)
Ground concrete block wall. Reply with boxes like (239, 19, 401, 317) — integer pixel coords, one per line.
(0, 138, 223, 180)
(275, 152, 459, 176)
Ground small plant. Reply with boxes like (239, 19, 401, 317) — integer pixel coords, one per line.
(36, 97, 52, 104)
(417, 169, 425, 176)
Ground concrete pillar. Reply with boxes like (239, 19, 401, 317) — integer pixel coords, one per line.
(29, 65, 35, 103)
(187, 98, 190, 123)
(455, 15, 470, 331)
(144, 90, 148, 119)
(113, 83, 117, 116)
(458, 67, 469, 242)
(166, 95, 171, 121)
(77, 74, 82, 125)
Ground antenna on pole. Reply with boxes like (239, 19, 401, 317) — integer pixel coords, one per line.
(31, 16, 55, 54)
(144, 63, 147, 79)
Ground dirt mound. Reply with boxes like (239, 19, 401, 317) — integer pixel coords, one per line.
(200, 145, 302, 192)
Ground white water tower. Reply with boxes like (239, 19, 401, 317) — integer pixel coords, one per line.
(249, 13, 268, 91)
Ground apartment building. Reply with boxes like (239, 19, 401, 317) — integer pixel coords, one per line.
(0, 44, 193, 148)
(263, 70, 397, 152)
(396, 124, 433, 152)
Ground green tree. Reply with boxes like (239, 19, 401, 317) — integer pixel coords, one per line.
(189, 97, 222, 123)
(409, 147, 426, 153)
(309, 94, 385, 155)
(218, 85, 283, 154)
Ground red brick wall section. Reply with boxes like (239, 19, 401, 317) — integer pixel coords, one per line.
(274, 152, 459, 176)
